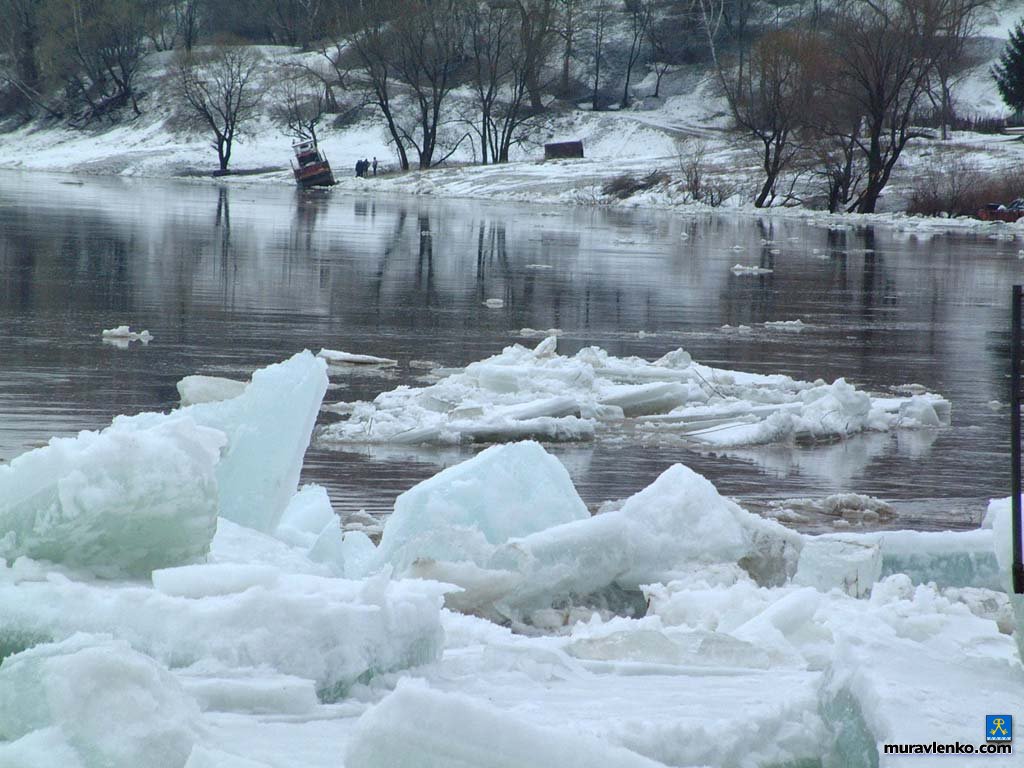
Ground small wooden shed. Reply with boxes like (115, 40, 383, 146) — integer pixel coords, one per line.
(544, 140, 584, 160)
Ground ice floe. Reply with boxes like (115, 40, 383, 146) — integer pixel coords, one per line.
(320, 337, 950, 449)
(730, 264, 773, 275)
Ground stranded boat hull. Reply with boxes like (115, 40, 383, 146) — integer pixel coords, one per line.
(291, 140, 336, 188)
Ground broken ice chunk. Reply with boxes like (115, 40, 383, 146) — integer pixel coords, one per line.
(174, 666, 318, 715)
(0, 634, 201, 768)
(117, 351, 329, 533)
(377, 441, 589, 572)
(0, 568, 448, 701)
(0, 418, 224, 577)
(152, 563, 280, 598)
(794, 538, 882, 598)
(346, 680, 665, 768)
(486, 461, 800, 618)
(274, 484, 336, 550)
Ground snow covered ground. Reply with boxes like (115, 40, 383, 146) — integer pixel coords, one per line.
(1, 350, 1021, 767)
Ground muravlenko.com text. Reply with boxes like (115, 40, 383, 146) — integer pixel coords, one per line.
(883, 742, 1012, 756)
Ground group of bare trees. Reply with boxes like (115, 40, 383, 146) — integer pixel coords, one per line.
(703, 0, 994, 212)
(0, 0, 156, 123)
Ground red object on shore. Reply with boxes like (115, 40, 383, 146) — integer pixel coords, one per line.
(977, 207, 1024, 222)
(291, 140, 336, 188)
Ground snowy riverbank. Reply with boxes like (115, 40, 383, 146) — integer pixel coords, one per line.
(4, 29, 1024, 233)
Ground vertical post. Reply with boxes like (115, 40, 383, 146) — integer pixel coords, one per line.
(1012, 284, 1023, 594)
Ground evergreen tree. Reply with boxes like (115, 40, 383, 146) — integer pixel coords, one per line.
(993, 21, 1024, 115)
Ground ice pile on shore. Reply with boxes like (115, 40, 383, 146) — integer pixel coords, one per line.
(0, 352, 1019, 768)
(0, 352, 448, 767)
(320, 337, 950, 448)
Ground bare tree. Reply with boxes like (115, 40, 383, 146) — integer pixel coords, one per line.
(828, 0, 945, 213)
(390, 0, 467, 169)
(513, 0, 557, 111)
(926, 0, 992, 140)
(620, 0, 652, 107)
(335, 0, 466, 170)
(0, 0, 64, 117)
(272, 65, 329, 142)
(45, 0, 151, 122)
(555, 0, 583, 96)
(175, 46, 264, 172)
(177, 0, 200, 52)
(722, 28, 818, 207)
(332, 5, 410, 170)
(586, 2, 611, 109)
(467, 2, 534, 163)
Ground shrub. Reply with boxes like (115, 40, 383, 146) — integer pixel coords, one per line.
(602, 170, 671, 199)
(907, 157, 1024, 216)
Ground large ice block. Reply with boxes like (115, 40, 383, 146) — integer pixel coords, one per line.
(821, 576, 1024, 767)
(119, 351, 329, 533)
(0, 634, 201, 768)
(486, 462, 800, 618)
(0, 418, 224, 577)
(377, 441, 590, 572)
(794, 538, 882, 597)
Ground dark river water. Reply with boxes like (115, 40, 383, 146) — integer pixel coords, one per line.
(1, 172, 1021, 533)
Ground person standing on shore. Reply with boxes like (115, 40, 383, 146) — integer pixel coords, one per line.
(372, 157, 378, 176)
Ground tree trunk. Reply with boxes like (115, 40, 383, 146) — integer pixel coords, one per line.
(218, 136, 230, 171)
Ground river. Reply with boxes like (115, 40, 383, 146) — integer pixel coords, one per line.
(1, 172, 1020, 533)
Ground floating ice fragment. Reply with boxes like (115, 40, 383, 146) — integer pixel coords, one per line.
(152, 563, 280, 598)
(101, 325, 152, 342)
(483, 298, 504, 308)
(274, 484, 335, 550)
(175, 666, 318, 715)
(177, 375, 247, 406)
(518, 327, 563, 337)
(731, 264, 773, 275)
(317, 348, 397, 366)
(764, 319, 806, 331)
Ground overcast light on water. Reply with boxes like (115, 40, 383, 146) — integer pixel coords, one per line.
(1, 171, 1021, 532)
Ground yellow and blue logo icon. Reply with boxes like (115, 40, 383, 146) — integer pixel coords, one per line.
(986, 715, 1012, 742)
